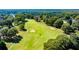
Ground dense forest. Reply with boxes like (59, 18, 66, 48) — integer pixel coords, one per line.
(0, 9, 79, 50)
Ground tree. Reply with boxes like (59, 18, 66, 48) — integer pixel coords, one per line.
(44, 35, 71, 50)
(5, 27, 18, 42)
(61, 23, 75, 34)
(14, 14, 27, 26)
(53, 19, 63, 28)
(12, 35, 22, 43)
(14, 17, 24, 26)
(0, 19, 13, 28)
(7, 27, 18, 37)
(71, 21, 79, 30)
(34, 16, 41, 22)
(64, 15, 72, 25)
(24, 14, 34, 19)
(0, 27, 21, 43)
(0, 20, 4, 26)
(48, 16, 58, 26)
(44, 16, 58, 26)
(42, 15, 47, 22)
(0, 27, 8, 36)
(0, 15, 14, 28)
(4, 19, 14, 28)
(75, 15, 79, 20)
(0, 26, 3, 29)
(0, 40, 7, 50)
(15, 14, 25, 21)
(70, 33, 79, 49)
(64, 15, 71, 20)
(18, 24, 26, 31)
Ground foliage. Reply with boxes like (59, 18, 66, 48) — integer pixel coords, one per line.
(71, 21, 79, 30)
(0, 40, 7, 50)
(0, 15, 14, 28)
(0, 27, 8, 36)
(61, 23, 75, 34)
(24, 14, 34, 19)
(34, 16, 41, 22)
(70, 33, 79, 49)
(75, 15, 79, 20)
(53, 19, 63, 28)
(18, 24, 26, 31)
(14, 14, 27, 26)
(44, 35, 71, 50)
(44, 33, 79, 50)
(64, 15, 72, 25)
(7, 27, 18, 37)
(44, 16, 58, 26)
(0, 27, 22, 43)
(47, 16, 58, 26)
(64, 15, 71, 20)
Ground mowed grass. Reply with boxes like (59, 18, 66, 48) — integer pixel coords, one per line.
(7, 20, 64, 50)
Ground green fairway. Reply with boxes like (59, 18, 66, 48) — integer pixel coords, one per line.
(7, 20, 64, 50)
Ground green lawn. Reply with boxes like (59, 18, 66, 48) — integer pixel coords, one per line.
(7, 19, 64, 50)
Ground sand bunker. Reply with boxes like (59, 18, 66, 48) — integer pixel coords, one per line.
(50, 27, 55, 30)
(30, 29, 35, 32)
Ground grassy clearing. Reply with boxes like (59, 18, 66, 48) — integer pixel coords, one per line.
(7, 20, 64, 50)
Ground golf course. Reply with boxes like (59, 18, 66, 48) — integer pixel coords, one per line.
(0, 9, 79, 50)
(6, 19, 64, 50)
